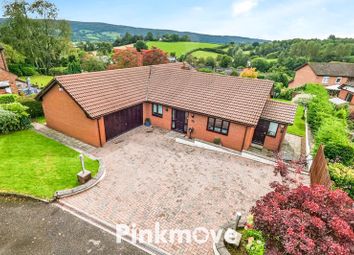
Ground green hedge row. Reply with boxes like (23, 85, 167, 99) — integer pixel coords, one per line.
(305, 84, 354, 165)
(17, 96, 43, 118)
(329, 163, 354, 199)
(0, 94, 18, 104)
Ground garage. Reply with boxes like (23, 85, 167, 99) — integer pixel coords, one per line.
(104, 104, 143, 140)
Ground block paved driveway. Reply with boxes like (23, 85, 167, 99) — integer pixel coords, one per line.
(61, 127, 277, 255)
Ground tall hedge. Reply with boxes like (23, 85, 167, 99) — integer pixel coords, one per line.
(329, 163, 354, 199)
(0, 94, 18, 104)
(0, 109, 31, 133)
(305, 84, 354, 165)
(17, 97, 43, 118)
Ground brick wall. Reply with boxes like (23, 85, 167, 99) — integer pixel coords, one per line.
(289, 64, 349, 89)
(263, 125, 287, 151)
(42, 84, 105, 147)
(143, 102, 172, 130)
(0, 69, 18, 94)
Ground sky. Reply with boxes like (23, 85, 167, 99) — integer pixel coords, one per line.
(1, 0, 354, 40)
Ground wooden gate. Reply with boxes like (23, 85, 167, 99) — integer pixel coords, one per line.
(310, 145, 332, 188)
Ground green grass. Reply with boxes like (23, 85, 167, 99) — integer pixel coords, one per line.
(20, 75, 53, 88)
(146, 41, 221, 57)
(191, 50, 223, 59)
(272, 98, 305, 137)
(33, 116, 46, 124)
(0, 130, 99, 199)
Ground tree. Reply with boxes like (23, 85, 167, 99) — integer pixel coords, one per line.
(134, 40, 148, 52)
(141, 49, 168, 66)
(81, 54, 106, 72)
(251, 159, 354, 255)
(144, 32, 155, 41)
(67, 55, 81, 74)
(240, 68, 258, 78)
(205, 56, 216, 68)
(232, 48, 249, 68)
(251, 57, 270, 72)
(0, 0, 71, 74)
(219, 55, 233, 68)
(109, 48, 142, 69)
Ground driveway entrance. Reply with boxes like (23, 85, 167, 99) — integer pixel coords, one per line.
(61, 127, 278, 255)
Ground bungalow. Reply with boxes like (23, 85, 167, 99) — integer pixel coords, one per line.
(36, 63, 297, 152)
(289, 62, 354, 89)
(0, 46, 19, 94)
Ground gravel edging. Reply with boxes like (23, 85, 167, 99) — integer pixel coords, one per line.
(54, 158, 105, 199)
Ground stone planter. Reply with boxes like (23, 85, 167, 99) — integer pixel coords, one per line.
(213, 221, 245, 255)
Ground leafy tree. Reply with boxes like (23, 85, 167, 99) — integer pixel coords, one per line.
(219, 55, 233, 68)
(251, 57, 270, 72)
(0, 0, 71, 74)
(232, 48, 249, 68)
(142, 49, 168, 66)
(80, 55, 106, 72)
(109, 48, 142, 69)
(205, 56, 216, 68)
(240, 68, 258, 78)
(144, 32, 155, 41)
(67, 55, 81, 74)
(134, 40, 148, 52)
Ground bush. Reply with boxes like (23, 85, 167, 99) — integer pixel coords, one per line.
(279, 87, 294, 100)
(48, 66, 68, 76)
(329, 163, 354, 199)
(18, 97, 44, 118)
(0, 109, 21, 133)
(243, 229, 265, 255)
(213, 137, 221, 145)
(21, 66, 37, 76)
(251, 160, 354, 255)
(0, 102, 29, 117)
(0, 94, 18, 104)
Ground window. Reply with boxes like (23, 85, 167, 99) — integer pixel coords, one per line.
(267, 122, 279, 137)
(152, 103, 163, 117)
(322, 76, 329, 84)
(335, 77, 342, 84)
(345, 93, 353, 103)
(207, 117, 230, 135)
(4, 87, 12, 94)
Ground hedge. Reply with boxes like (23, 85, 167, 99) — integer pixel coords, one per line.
(0, 109, 31, 133)
(0, 94, 18, 104)
(329, 163, 354, 199)
(17, 97, 43, 118)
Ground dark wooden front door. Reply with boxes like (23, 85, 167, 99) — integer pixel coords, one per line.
(252, 119, 270, 145)
(172, 109, 188, 133)
(104, 104, 143, 141)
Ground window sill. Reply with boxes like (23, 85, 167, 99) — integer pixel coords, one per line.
(207, 128, 229, 136)
(152, 113, 163, 118)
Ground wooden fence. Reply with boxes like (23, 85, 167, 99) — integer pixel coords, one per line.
(310, 145, 332, 188)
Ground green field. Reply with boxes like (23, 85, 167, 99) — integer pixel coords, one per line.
(0, 130, 99, 199)
(191, 50, 223, 59)
(146, 41, 221, 57)
(20, 75, 53, 88)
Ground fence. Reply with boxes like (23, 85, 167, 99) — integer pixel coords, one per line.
(310, 144, 332, 188)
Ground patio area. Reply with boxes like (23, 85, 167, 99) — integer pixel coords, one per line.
(60, 127, 280, 255)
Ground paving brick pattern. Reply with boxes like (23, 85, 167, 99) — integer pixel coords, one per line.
(61, 127, 279, 255)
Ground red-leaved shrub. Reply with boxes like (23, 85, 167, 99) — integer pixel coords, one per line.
(251, 159, 354, 255)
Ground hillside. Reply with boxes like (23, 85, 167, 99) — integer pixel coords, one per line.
(0, 18, 266, 44)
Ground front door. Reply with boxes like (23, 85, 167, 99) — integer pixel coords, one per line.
(172, 109, 188, 133)
(252, 119, 270, 145)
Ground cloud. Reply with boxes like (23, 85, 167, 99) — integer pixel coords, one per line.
(232, 0, 259, 16)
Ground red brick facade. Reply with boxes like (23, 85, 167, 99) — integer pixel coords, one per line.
(41, 88, 287, 151)
(0, 69, 18, 94)
(338, 89, 354, 117)
(289, 64, 349, 89)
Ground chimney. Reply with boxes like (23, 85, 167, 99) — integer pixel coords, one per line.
(0, 46, 8, 71)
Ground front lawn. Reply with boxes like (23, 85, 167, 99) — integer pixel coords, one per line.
(272, 99, 305, 137)
(20, 75, 53, 88)
(0, 130, 99, 199)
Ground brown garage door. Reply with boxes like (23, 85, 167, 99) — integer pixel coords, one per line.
(104, 104, 143, 141)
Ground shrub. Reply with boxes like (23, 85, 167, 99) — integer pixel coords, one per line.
(243, 229, 265, 255)
(279, 87, 294, 100)
(0, 94, 18, 104)
(0, 109, 22, 133)
(0, 102, 28, 116)
(329, 163, 354, 199)
(18, 97, 44, 118)
(21, 66, 37, 76)
(213, 137, 221, 145)
(251, 160, 354, 255)
(48, 66, 68, 76)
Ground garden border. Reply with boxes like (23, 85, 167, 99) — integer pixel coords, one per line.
(0, 192, 54, 203)
(54, 158, 105, 199)
(213, 221, 245, 255)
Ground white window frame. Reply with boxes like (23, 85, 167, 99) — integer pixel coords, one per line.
(4, 87, 12, 93)
(335, 77, 342, 84)
(267, 122, 279, 137)
(322, 76, 329, 84)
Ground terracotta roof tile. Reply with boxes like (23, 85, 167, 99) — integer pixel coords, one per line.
(39, 63, 289, 126)
(261, 100, 297, 124)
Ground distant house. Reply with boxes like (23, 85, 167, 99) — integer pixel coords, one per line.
(338, 79, 354, 117)
(0, 46, 19, 94)
(289, 62, 354, 89)
(36, 63, 296, 152)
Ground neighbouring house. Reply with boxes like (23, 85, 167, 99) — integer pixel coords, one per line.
(289, 62, 354, 89)
(0, 46, 19, 94)
(36, 63, 297, 152)
(338, 79, 354, 118)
